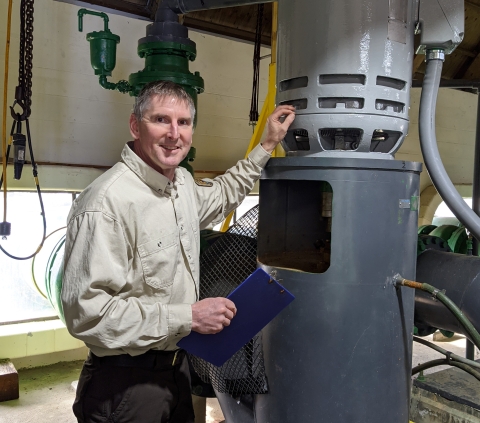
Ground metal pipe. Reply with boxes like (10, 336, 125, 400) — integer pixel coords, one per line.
(472, 92, 480, 255)
(412, 79, 480, 89)
(468, 92, 480, 360)
(419, 53, 480, 241)
(160, 0, 271, 14)
(467, 340, 476, 360)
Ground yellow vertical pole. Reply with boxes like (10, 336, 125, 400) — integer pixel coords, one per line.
(220, 2, 279, 232)
(270, 2, 285, 158)
(2, 0, 13, 223)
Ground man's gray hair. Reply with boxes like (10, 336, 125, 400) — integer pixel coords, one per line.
(133, 81, 196, 121)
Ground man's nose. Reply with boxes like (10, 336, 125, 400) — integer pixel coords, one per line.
(169, 122, 179, 139)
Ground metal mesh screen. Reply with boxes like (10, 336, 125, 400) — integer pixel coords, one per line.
(189, 204, 268, 395)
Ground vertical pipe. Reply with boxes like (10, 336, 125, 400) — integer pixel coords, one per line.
(472, 91, 480, 255)
(469, 91, 480, 360)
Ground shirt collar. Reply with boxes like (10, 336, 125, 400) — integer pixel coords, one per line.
(121, 142, 185, 194)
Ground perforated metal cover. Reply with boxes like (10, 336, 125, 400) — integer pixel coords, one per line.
(189, 205, 268, 395)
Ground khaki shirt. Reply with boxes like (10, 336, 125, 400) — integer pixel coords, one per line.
(62, 142, 271, 357)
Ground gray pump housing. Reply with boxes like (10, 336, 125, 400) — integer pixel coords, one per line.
(277, 0, 416, 156)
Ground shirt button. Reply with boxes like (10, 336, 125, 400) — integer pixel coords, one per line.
(180, 226, 184, 231)
(157, 242, 162, 247)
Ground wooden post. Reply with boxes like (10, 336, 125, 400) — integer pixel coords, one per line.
(0, 359, 19, 402)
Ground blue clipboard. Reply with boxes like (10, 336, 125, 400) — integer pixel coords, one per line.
(177, 268, 295, 367)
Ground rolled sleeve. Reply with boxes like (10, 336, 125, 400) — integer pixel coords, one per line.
(167, 303, 192, 339)
(194, 144, 271, 228)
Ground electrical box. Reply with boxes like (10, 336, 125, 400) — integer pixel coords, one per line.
(417, 0, 464, 54)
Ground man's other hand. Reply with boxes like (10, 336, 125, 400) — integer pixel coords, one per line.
(191, 298, 237, 334)
(261, 105, 296, 153)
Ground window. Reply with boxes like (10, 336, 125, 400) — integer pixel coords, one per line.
(213, 195, 259, 231)
(0, 192, 74, 324)
(433, 198, 471, 227)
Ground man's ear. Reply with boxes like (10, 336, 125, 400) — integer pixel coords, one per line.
(129, 114, 140, 140)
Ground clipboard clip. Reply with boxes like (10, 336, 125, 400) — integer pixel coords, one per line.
(268, 270, 285, 292)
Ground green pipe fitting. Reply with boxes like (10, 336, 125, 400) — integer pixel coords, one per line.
(78, 9, 109, 32)
(99, 76, 132, 94)
(129, 41, 204, 119)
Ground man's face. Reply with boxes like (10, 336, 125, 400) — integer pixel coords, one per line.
(130, 95, 193, 179)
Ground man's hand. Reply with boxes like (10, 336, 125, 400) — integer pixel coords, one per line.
(191, 298, 237, 334)
(261, 105, 296, 153)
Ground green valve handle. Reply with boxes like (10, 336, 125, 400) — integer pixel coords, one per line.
(78, 9, 110, 32)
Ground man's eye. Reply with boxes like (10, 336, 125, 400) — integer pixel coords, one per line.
(179, 120, 190, 126)
(156, 117, 166, 123)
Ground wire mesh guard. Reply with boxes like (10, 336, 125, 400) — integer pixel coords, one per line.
(189, 204, 268, 395)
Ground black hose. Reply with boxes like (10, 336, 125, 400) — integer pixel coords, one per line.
(413, 336, 480, 370)
(412, 358, 480, 382)
(396, 276, 480, 351)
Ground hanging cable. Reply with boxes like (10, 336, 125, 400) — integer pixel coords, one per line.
(1, 0, 46, 260)
(249, 4, 264, 127)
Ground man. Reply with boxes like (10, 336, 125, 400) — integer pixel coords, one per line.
(62, 80, 295, 423)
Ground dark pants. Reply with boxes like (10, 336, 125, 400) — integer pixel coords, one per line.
(73, 350, 195, 423)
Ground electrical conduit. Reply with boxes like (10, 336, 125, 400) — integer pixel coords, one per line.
(419, 49, 480, 240)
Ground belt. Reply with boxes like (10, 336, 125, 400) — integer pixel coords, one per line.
(91, 349, 185, 369)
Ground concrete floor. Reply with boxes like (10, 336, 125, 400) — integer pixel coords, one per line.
(0, 334, 478, 423)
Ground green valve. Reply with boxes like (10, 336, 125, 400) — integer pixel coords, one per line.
(77, 6, 204, 122)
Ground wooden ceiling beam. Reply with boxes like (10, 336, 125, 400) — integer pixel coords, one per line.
(182, 16, 271, 45)
(465, 0, 480, 11)
(77, 0, 155, 18)
(412, 54, 425, 76)
(456, 46, 478, 58)
(461, 53, 480, 79)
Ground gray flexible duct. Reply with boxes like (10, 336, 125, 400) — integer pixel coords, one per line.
(419, 58, 480, 240)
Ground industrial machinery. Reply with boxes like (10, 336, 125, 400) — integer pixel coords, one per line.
(37, 0, 480, 422)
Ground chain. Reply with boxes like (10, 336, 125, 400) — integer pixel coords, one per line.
(24, 0, 34, 116)
(16, 0, 34, 118)
(17, 0, 26, 100)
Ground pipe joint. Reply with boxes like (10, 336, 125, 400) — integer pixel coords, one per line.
(425, 49, 445, 62)
(393, 273, 405, 287)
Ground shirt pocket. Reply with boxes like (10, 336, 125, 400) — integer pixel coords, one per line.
(137, 232, 179, 290)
